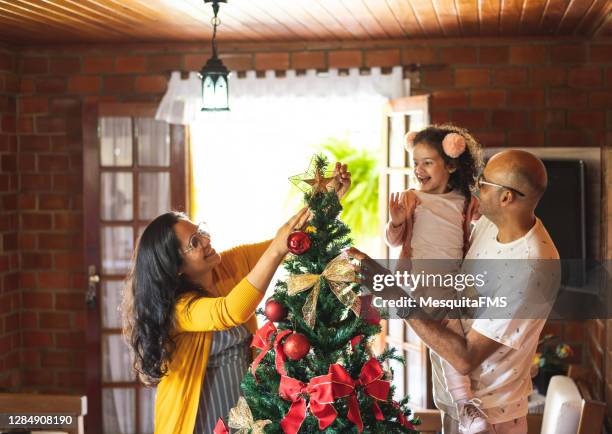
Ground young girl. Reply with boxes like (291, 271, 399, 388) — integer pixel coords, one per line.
(385, 124, 487, 434)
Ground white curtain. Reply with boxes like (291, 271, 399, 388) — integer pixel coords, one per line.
(156, 66, 408, 254)
(156, 67, 408, 126)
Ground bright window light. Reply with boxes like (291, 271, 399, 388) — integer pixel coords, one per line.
(191, 94, 386, 254)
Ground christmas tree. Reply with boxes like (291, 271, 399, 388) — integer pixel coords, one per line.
(217, 156, 419, 434)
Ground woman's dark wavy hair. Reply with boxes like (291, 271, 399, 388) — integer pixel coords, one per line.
(122, 211, 205, 386)
(412, 124, 483, 200)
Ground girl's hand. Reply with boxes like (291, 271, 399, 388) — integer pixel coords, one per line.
(270, 207, 312, 256)
(389, 192, 407, 225)
(331, 162, 351, 200)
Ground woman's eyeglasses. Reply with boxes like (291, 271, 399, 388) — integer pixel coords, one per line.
(182, 222, 211, 254)
(473, 174, 525, 197)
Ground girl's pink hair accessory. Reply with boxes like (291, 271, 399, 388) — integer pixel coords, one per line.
(442, 133, 466, 158)
(404, 131, 418, 151)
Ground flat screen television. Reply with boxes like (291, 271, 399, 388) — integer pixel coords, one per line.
(535, 159, 587, 287)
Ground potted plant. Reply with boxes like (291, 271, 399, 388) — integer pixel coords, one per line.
(532, 334, 574, 395)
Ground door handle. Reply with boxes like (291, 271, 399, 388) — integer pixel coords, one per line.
(87, 265, 100, 309)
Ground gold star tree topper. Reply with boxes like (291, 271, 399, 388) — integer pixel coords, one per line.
(289, 155, 337, 194)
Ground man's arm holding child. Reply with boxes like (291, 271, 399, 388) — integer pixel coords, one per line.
(406, 319, 502, 375)
(347, 247, 502, 375)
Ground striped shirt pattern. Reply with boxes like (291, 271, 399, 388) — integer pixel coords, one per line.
(193, 324, 251, 433)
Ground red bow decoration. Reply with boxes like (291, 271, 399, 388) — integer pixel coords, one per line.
(250, 321, 277, 380)
(279, 374, 337, 434)
(213, 418, 229, 434)
(329, 358, 390, 433)
(250, 322, 292, 379)
(393, 400, 416, 430)
(273, 329, 292, 376)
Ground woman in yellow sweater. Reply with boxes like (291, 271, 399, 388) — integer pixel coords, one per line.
(122, 164, 350, 434)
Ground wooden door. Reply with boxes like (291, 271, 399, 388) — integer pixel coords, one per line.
(378, 95, 433, 409)
(83, 103, 188, 434)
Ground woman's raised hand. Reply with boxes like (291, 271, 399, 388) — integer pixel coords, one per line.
(270, 207, 312, 256)
(247, 207, 312, 293)
(389, 192, 407, 225)
(331, 162, 351, 200)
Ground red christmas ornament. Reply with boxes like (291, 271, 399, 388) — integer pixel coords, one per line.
(287, 231, 311, 255)
(264, 299, 287, 322)
(283, 332, 310, 360)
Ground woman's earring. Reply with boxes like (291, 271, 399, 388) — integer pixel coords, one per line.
(449, 167, 457, 174)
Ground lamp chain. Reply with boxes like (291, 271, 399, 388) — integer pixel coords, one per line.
(210, 1, 221, 58)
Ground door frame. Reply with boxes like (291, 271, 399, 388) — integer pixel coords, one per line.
(377, 94, 434, 409)
(82, 103, 188, 433)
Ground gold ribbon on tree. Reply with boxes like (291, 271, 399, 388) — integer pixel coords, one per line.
(287, 254, 360, 328)
(227, 397, 271, 434)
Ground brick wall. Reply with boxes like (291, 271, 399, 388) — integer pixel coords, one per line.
(16, 50, 86, 393)
(0, 44, 19, 391)
(5, 37, 612, 393)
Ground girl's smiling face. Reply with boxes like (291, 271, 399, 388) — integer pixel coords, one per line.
(412, 142, 454, 194)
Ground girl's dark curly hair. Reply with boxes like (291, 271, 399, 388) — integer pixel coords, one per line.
(412, 124, 483, 200)
(122, 211, 206, 386)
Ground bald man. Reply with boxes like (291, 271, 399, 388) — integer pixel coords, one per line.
(350, 150, 560, 434)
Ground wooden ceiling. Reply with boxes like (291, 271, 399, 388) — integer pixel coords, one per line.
(0, 0, 610, 45)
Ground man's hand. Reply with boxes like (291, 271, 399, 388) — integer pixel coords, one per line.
(346, 247, 389, 287)
(346, 247, 413, 305)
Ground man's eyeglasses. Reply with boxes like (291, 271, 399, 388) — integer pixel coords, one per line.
(474, 174, 525, 197)
(182, 222, 211, 254)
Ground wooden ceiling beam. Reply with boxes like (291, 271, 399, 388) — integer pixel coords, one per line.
(386, 0, 425, 37)
(432, 0, 462, 37)
(296, 0, 355, 40)
(519, 0, 547, 35)
(231, 0, 300, 39)
(354, 0, 400, 39)
(557, 0, 597, 35)
(46, 0, 197, 41)
(455, 0, 479, 36)
(310, 0, 369, 39)
(4, 0, 129, 37)
(214, 0, 295, 40)
(167, 0, 265, 41)
(362, 0, 406, 38)
(539, 0, 568, 34)
(409, 0, 444, 37)
(269, 2, 325, 40)
(582, 0, 612, 37)
(499, 0, 524, 36)
(45, 0, 148, 27)
(575, 0, 605, 34)
(0, 0, 609, 44)
(0, 18, 57, 42)
(0, 8, 121, 43)
(479, 0, 502, 36)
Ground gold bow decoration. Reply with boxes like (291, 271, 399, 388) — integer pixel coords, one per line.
(287, 254, 361, 328)
(227, 397, 271, 434)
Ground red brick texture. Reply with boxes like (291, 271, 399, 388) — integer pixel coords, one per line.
(1, 38, 610, 394)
